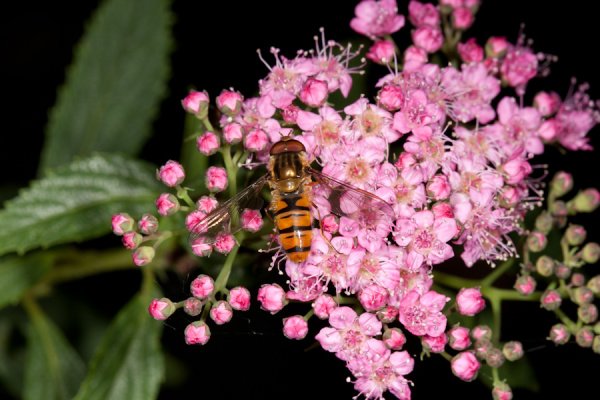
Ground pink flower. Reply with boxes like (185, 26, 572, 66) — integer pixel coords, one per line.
(216, 89, 243, 116)
(321, 215, 339, 234)
(451, 351, 480, 381)
(205, 166, 228, 192)
(240, 209, 263, 233)
(244, 128, 269, 152)
(408, 0, 439, 27)
(197, 196, 219, 214)
(382, 327, 406, 350)
(299, 77, 328, 108)
(184, 321, 211, 345)
(157, 160, 185, 187)
(452, 7, 473, 29)
(190, 275, 215, 299)
(485, 36, 508, 57)
(257, 283, 287, 313)
(456, 287, 485, 316)
(313, 294, 337, 319)
(185, 210, 206, 234)
(111, 213, 134, 235)
(210, 300, 233, 325)
(122, 231, 142, 249)
(392, 89, 442, 140)
(458, 37, 484, 63)
(447, 325, 471, 350)
(500, 45, 538, 88)
(350, 0, 406, 38)
(398, 290, 448, 337)
(213, 233, 236, 254)
(132, 246, 155, 266)
(377, 83, 405, 112)
(182, 90, 209, 118)
(358, 284, 388, 312)
(403, 45, 428, 72)
(190, 236, 212, 257)
(283, 315, 309, 340)
(534, 91, 561, 117)
(222, 122, 244, 144)
(412, 25, 443, 53)
(514, 275, 536, 296)
(422, 333, 447, 353)
(197, 131, 220, 156)
(155, 193, 179, 216)
(366, 40, 396, 64)
(137, 214, 158, 235)
(148, 298, 174, 320)
(228, 286, 251, 311)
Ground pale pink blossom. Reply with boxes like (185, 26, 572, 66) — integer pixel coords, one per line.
(228, 286, 251, 311)
(456, 287, 486, 316)
(313, 294, 337, 319)
(412, 24, 443, 53)
(366, 40, 396, 64)
(155, 193, 179, 216)
(184, 321, 211, 345)
(210, 300, 233, 325)
(358, 284, 389, 312)
(197, 131, 220, 156)
(191, 274, 214, 299)
(299, 77, 328, 107)
(283, 315, 309, 339)
(392, 89, 442, 140)
(500, 45, 538, 88)
(457, 37, 483, 63)
(447, 325, 471, 350)
(398, 290, 448, 336)
(422, 333, 447, 353)
(350, 0, 406, 38)
(148, 298, 174, 320)
(451, 351, 480, 381)
(533, 91, 561, 116)
(382, 327, 406, 350)
(408, 0, 439, 27)
(257, 283, 287, 313)
(403, 45, 428, 72)
(205, 166, 228, 192)
(111, 213, 134, 235)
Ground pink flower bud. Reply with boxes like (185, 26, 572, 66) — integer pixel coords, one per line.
(205, 166, 228, 193)
(500, 47, 538, 88)
(312, 294, 336, 319)
(554, 262, 571, 280)
(535, 255, 554, 277)
(571, 188, 600, 213)
(376, 305, 399, 323)
(471, 325, 491, 341)
(447, 325, 471, 351)
(583, 243, 600, 264)
(122, 231, 142, 249)
(431, 202, 454, 219)
(565, 224, 586, 246)
(111, 213, 134, 235)
(533, 91, 561, 116)
(257, 283, 287, 314)
(572, 286, 594, 306)
(280, 105, 300, 124)
(456, 287, 485, 316)
(132, 246, 155, 266)
(426, 175, 451, 200)
(222, 122, 244, 145)
(228, 286, 251, 311)
(412, 25, 443, 53)
(186, 210, 207, 234)
(366, 40, 396, 64)
(377, 83, 404, 112)
(514, 275, 536, 296)
(183, 297, 203, 316)
(571, 273, 586, 287)
(451, 351, 480, 382)
(213, 233, 236, 254)
(244, 128, 269, 152)
(155, 193, 179, 216)
(157, 160, 185, 187)
(408, 1, 439, 27)
(382, 327, 406, 350)
(321, 215, 339, 234)
(452, 7, 473, 29)
(197, 196, 219, 214)
(403, 45, 428, 72)
(197, 131, 220, 156)
(210, 300, 233, 325)
(137, 214, 158, 235)
(299, 77, 328, 108)
(190, 236, 212, 257)
(526, 231, 547, 252)
(486, 348, 505, 368)
(541, 289, 562, 310)
(457, 38, 483, 63)
(148, 298, 175, 320)
(548, 323, 570, 345)
(485, 36, 508, 58)
(358, 284, 388, 312)
(422, 333, 447, 353)
(191, 274, 215, 299)
(241, 209, 263, 233)
(538, 119, 560, 142)
(492, 381, 513, 400)
(283, 315, 309, 340)
(474, 338, 492, 359)
(502, 341, 524, 361)
(216, 89, 243, 117)
(182, 90, 209, 118)
(575, 327, 594, 348)
(184, 321, 211, 345)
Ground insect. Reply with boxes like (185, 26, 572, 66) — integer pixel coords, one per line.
(189, 136, 395, 262)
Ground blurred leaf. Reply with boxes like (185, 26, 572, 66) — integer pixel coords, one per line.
(0, 154, 163, 256)
(23, 300, 87, 400)
(39, 0, 172, 172)
(0, 254, 51, 309)
(73, 286, 164, 400)
(0, 307, 29, 398)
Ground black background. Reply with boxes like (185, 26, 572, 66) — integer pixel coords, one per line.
(2, 1, 599, 399)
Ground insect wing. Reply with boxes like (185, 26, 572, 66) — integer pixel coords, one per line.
(308, 168, 395, 229)
(188, 175, 267, 248)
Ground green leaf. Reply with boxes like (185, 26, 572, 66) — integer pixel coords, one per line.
(24, 300, 87, 400)
(0, 254, 51, 309)
(0, 154, 163, 256)
(39, 0, 172, 172)
(73, 286, 164, 400)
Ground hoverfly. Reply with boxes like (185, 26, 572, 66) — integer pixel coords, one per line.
(189, 136, 395, 262)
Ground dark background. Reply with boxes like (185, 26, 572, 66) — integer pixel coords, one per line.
(3, 1, 599, 399)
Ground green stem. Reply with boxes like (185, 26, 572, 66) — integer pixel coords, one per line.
(220, 145, 238, 199)
(481, 257, 515, 287)
(213, 233, 244, 293)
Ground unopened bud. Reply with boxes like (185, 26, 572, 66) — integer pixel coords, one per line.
(526, 231, 547, 252)
(382, 328, 407, 350)
(471, 325, 492, 341)
(540, 289, 562, 310)
(550, 171, 573, 198)
(582, 242, 600, 264)
(571, 286, 594, 305)
(502, 341, 524, 361)
(571, 273, 586, 287)
(111, 213, 134, 235)
(577, 304, 598, 324)
(593, 335, 600, 354)
(132, 246, 155, 266)
(216, 89, 243, 117)
(587, 275, 600, 294)
(575, 327, 594, 348)
(565, 224, 586, 246)
(183, 297, 203, 316)
(182, 90, 209, 119)
(376, 305, 399, 323)
(536, 255, 554, 277)
(548, 323, 570, 345)
(137, 214, 158, 235)
(122, 231, 143, 249)
(514, 275, 536, 296)
(492, 381, 513, 400)
(210, 300, 233, 325)
(474, 338, 492, 360)
(570, 188, 600, 213)
(155, 193, 179, 216)
(184, 321, 211, 345)
(485, 348, 505, 368)
(534, 211, 554, 234)
(148, 298, 175, 320)
(553, 262, 571, 280)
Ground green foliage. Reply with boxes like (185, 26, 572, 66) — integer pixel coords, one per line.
(0, 254, 51, 309)
(0, 154, 163, 256)
(38, 0, 172, 172)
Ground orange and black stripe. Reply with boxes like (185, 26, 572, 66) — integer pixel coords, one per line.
(275, 193, 312, 262)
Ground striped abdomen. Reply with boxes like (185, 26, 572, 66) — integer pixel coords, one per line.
(275, 193, 312, 262)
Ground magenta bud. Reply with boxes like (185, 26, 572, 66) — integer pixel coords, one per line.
(548, 323, 570, 345)
(571, 286, 594, 305)
(471, 325, 492, 341)
(191, 274, 215, 299)
(382, 328, 406, 350)
(376, 305, 399, 323)
(451, 351, 480, 382)
(111, 213, 134, 235)
(540, 289, 562, 310)
(155, 193, 180, 216)
(514, 275, 536, 296)
(571, 273, 586, 287)
(132, 246, 155, 266)
(282, 315, 309, 340)
(216, 89, 243, 117)
(148, 298, 175, 320)
(447, 325, 471, 351)
(137, 214, 158, 235)
(575, 327, 594, 348)
(228, 286, 251, 311)
(210, 300, 233, 325)
(492, 381, 513, 400)
(474, 338, 492, 360)
(422, 334, 447, 353)
(184, 321, 211, 345)
(182, 90, 209, 119)
(157, 160, 185, 187)
(122, 231, 143, 249)
(553, 262, 571, 280)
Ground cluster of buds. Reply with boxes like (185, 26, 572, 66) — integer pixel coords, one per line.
(111, 212, 159, 266)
